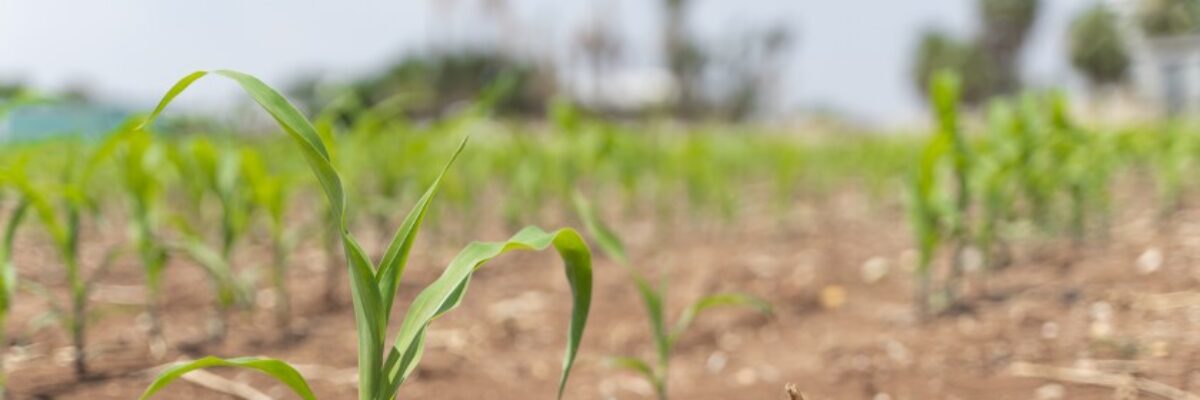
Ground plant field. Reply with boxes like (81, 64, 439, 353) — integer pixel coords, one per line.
(2, 72, 1200, 399)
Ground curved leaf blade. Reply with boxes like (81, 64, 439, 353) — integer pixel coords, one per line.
(139, 356, 316, 400)
(609, 356, 656, 382)
(671, 293, 771, 344)
(376, 137, 469, 317)
(382, 227, 593, 400)
(142, 71, 391, 398)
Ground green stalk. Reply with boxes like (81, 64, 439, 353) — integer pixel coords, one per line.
(65, 207, 88, 378)
(270, 232, 290, 333)
(574, 192, 768, 400)
(139, 70, 595, 400)
(0, 201, 29, 399)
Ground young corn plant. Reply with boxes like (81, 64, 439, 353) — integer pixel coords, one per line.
(4, 153, 104, 379)
(0, 195, 28, 400)
(932, 73, 972, 302)
(573, 192, 769, 400)
(974, 102, 1020, 271)
(137, 70, 594, 400)
(111, 128, 171, 357)
(167, 138, 256, 344)
(1152, 122, 1190, 223)
(907, 71, 971, 316)
(240, 147, 299, 336)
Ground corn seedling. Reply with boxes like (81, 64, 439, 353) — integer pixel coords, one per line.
(573, 192, 769, 400)
(908, 71, 970, 316)
(166, 138, 257, 344)
(110, 128, 171, 357)
(241, 147, 299, 335)
(3, 149, 107, 379)
(136, 70, 594, 400)
(0, 195, 28, 399)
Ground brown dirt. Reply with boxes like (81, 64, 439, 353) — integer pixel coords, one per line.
(6, 186, 1200, 400)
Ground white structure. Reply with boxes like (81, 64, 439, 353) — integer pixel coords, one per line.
(1131, 34, 1200, 115)
(1113, 0, 1200, 116)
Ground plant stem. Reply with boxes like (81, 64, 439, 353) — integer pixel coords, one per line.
(271, 237, 291, 335)
(63, 246, 88, 379)
(0, 314, 7, 400)
(321, 222, 341, 310)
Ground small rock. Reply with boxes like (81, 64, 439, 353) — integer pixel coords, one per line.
(860, 257, 890, 284)
(884, 340, 912, 366)
(735, 367, 757, 385)
(1090, 302, 1114, 338)
(706, 351, 727, 373)
(1035, 383, 1065, 400)
(1150, 340, 1170, 358)
(820, 285, 846, 310)
(256, 289, 276, 309)
(961, 246, 984, 273)
(1041, 322, 1059, 340)
(1136, 247, 1163, 275)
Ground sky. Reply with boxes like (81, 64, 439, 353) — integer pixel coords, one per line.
(0, 0, 1096, 125)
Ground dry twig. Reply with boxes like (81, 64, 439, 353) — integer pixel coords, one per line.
(177, 368, 273, 400)
(785, 383, 808, 400)
(1010, 361, 1200, 400)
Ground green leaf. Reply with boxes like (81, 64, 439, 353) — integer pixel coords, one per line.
(609, 356, 656, 383)
(571, 191, 628, 265)
(670, 293, 770, 345)
(143, 70, 386, 398)
(172, 239, 243, 308)
(140, 70, 344, 228)
(139, 356, 316, 400)
(572, 192, 667, 365)
(381, 227, 593, 400)
(0, 201, 29, 312)
(376, 137, 468, 317)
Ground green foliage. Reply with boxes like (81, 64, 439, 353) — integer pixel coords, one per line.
(913, 0, 1040, 105)
(1069, 4, 1131, 87)
(0, 140, 117, 378)
(574, 192, 768, 400)
(908, 71, 972, 314)
(912, 30, 993, 105)
(140, 357, 316, 400)
(137, 70, 595, 400)
(0, 199, 28, 396)
(110, 127, 171, 352)
(979, 0, 1041, 53)
(1138, 0, 1200, 37)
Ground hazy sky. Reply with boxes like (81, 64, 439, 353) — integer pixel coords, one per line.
(0, 0, 1095, 124)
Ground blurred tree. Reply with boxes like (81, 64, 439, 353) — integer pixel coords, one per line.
(291, 49, 556, 119)
(1138, 0, 1200, 37)
(575, 13, 625, 106)
(1068, 4, 1130, 88)
(662, 0, 707, 117)
(911, 30, 994, 105)
(978, 0, 1041, 96)
(712, 24, 796, 121)
(911, 0, 1039, 106)
(0, 81, 26, 100)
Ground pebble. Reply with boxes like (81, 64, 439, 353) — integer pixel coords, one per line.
(1090, 301, 1114, 338)
(706, 351, 728, 373)
(1041, 321, 1059, 340)
(820, 285, 846, 310)
(735, 367, 758, 385)
(1035, 383, 1065, 400)
(1136, 247, 1163, 275)
(860, 257, 890, 284)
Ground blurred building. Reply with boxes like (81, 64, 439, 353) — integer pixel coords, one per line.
(1113, 0, 1200, 116)
(1128, 31, 1200, 116)
(0, 103, 128, 142)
